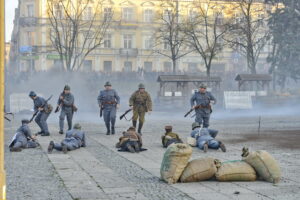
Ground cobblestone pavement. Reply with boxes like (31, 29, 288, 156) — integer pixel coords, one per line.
(5, 112, 300, 200)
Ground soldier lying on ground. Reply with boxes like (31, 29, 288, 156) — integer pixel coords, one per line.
(116, 127, 146, 153)
(190, 122, 226, 153)
(161, 125, 183, 148)
(9, 119, 40, 152)
(48, 123, 86, 154)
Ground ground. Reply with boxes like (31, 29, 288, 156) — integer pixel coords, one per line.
(4, 111, 300, 200)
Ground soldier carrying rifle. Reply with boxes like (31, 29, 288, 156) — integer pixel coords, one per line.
(190, 83, 216, 128)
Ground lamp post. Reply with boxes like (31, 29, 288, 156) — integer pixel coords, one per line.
(0, 0, 7, 199)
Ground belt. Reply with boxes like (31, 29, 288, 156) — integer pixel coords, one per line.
(103, 101, 116, 105)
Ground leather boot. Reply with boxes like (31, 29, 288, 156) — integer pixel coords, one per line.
(138, 122, 143, 135)
(105, 123, 110, 135)
(132, 120, 137, 128)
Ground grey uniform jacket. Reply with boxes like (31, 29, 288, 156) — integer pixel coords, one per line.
(9, 124, 32, 148)
(34, 96, 47, 112)
(58, 93, 75, 112)
(190, 91, 216, 114)
(97, 89, 120, 108)
(65, 129, 86, 147)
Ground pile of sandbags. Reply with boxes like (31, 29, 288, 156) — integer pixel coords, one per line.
(160, 146, 281, 184)
(160, 143, 192, 184)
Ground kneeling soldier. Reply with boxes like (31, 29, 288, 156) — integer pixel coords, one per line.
(9, 119, 39, 152)
(116, 127, 142, 153)
(161, 126, 183, 148)
(48, 123, 86, 154)
(190, 122, 226, 153)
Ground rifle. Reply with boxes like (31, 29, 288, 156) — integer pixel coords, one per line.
(29, 95, 53, 123)
(54, 104, 61, 113)
(120, 108, 132, 120)
(184, 105, 212, 117)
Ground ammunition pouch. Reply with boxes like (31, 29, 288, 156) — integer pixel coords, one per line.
(44, 104, 53, 114)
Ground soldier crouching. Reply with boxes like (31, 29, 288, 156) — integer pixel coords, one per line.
(116, 127, 143, 153)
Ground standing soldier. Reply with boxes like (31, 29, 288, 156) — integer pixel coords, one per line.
(56, 85, 75, 134)
(129, 83, 152, 135)
(190, 84, 216, 128)
(97, 81, 120, 135)
(29, 91, 52, 136)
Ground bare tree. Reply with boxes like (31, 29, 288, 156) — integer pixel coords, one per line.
(154, 0, 193, 74)
(47, 0, 113, 71)
(225, 0, 270, 74)
(183, 0, 229, 77)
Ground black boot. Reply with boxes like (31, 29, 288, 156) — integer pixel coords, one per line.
(48, 141, 54, 153)
(105, 123, 110, 135)
(132, 120, 137, 128)
(138, 122, 143, 135)
(111, 126, 115, 135)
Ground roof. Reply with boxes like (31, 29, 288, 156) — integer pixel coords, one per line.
(235, 74, 272, 82)
(157, 75, 222, 82)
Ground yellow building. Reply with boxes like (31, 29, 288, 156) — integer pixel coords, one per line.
(9, 0, 270, 73)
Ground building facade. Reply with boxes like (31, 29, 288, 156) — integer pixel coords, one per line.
(9, 0, 271, 74)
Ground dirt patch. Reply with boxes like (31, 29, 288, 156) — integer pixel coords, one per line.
(223, 130, 300, 149)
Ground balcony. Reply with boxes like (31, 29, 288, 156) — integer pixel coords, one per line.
(119, 48, 138, 57)
(19, 17, 38, 26)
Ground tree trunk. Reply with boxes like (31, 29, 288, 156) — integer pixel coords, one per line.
(172, 59, 176, 74)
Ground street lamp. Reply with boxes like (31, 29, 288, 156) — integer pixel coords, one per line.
(0, 0, 7, 199)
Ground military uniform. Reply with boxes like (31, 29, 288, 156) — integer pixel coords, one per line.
(29, 91, 52, 136)
(190, 85, 216, 128)
(58, 85, 75, 134)
(129, 83, 152, 134)
(9, 120, 39, 152)
(97, 82, 120, 135)
(190, 122, 225, 152)
(161, 126, 183, 148)
(48, 123, 86, 153)
(116, 127, 142, 153)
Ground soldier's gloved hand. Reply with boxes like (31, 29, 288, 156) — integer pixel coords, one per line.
(192, 105, 196, 109)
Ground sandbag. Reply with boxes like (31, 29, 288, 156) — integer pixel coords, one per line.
(216, 160, 257, 182)
(160, 143, 192, 184)
(187, 137, 197, 147)
(242, 148, 281, 183)
(180, 157, 217, 183)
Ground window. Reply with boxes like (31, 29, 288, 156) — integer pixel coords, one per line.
(27, 4, 34, 17)
(164, 41, 170, 50)
(144, 9, 153, 22)
(27, 31, 35, 46)
(83, 60, 93, 71)
(123, 34, 133, 49)
(103, 61, 112, 73)
(122, 7, 133, 21)
(144, 36, 153, 49)
(54, 5, 63, 18)
(84, 7, 93, 20)
(144, 62, 152, 72)
(124, 61, 132, 72)
(214, 12, 223, 25)
(104, 7, 112, 20)
(164, 62, 172, 72)
(104, 34, 112, 48)
(188, 63, 198, 72)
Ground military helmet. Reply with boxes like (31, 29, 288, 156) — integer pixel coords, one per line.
(165, 125, 172, 130)
(138, 83, 145, 89)
(104, 81, 112, 86)
(29, 91, 37, 97)
(64, 85, 71, 90)
(199, 83, 207, 89)
(21, 119, 30, 124)
(192, 122, 201, 130)
(73, 123, 82, 130)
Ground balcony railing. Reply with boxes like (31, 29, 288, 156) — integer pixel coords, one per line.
(119, 48, 138, 57)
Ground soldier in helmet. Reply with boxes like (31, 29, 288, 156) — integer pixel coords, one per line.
(48, 123, 86, 154)
(190, 122, 226, 153)
(9, 119, 39, 152)
(190, 84, 216, 128)
(57, 85, 76, 134)
(97, 81, 120, 135)
(29, 91, 52, 136)
(129, 83, 152, 135)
